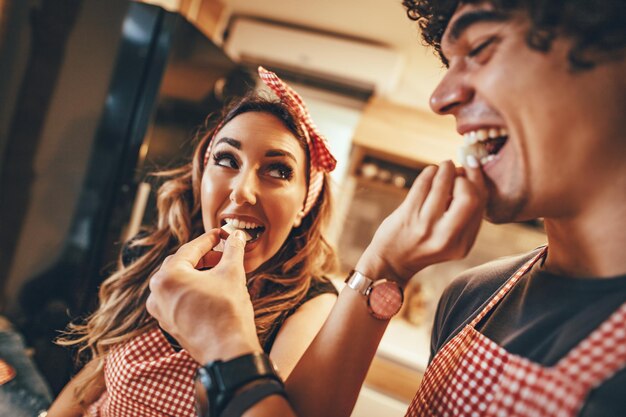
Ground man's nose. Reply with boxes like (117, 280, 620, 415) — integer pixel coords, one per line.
(229, 171, 258, 206)
(429, 68, 473, 115)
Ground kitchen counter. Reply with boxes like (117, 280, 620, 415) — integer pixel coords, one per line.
(378, 317, 431, 372)
(351, 317, 429, 416)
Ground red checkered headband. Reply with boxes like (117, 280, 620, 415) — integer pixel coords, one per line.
(204, 66, 337, 216)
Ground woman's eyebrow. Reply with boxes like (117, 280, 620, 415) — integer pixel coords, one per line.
(214, 137, 241, 149)
(214, 138, 296, 162)
(265, 149, 297, 163)
(447, 9, 509, 42)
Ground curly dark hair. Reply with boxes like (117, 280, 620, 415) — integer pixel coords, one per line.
(402, 0, 626, 69)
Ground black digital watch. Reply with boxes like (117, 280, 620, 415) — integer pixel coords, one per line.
(197, 352, 284, 417)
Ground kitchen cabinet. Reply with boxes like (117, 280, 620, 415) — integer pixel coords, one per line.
(135, 0, 226, 40)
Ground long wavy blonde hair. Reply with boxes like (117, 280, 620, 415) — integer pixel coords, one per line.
(58, 95, 337, 405)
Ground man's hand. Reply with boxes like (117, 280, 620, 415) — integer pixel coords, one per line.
(356, 160, 487, 286)
(146, 229, 262, 365)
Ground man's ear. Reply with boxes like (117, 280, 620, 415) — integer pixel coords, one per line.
(293, 210, 305, 228)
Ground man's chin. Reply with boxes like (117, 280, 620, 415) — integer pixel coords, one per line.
(484, 194, 527, 224)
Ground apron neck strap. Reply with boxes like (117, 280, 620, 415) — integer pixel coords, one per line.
(469, 246, 548, 328)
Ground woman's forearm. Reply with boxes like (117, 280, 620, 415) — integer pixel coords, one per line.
(236, 286, 387, 417)
(285, 286, 389, 417)
(241, 395, 297, 417)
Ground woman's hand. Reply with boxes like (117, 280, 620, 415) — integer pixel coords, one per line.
(356, 160, 487, 286)
(146, 229, 262, 365)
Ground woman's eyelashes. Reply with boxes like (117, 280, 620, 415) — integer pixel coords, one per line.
(213, 151, 239, 169)
(212, 151, 294, 181)
(266, 163, 294, 180)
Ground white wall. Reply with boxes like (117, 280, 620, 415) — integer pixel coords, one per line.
(224, 0, 448, 112)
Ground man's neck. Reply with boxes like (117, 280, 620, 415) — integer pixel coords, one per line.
(543, 197, 626, 278)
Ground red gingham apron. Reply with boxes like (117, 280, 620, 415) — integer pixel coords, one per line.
(407, 247, 626, 417)
(86, 327, 199, 417)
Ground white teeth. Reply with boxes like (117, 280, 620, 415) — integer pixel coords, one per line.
(463, 131, 478, 145)
(224, 218, 262, 230)
(464, 127, 507, 143)
(459, 127, 507, 165)
(222, 218, 264, 242)
(479, 154, 497, 165)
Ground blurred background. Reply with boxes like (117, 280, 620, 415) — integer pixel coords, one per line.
(0, 0, 546, 415)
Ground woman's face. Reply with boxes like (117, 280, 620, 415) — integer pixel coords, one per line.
(201, 111, 308, 272)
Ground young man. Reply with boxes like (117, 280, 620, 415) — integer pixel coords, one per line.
(403, 1, 626, 416)
(146, 1, 626, 416)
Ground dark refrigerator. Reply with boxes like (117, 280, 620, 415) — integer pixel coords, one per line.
(0, 0, 253, 393)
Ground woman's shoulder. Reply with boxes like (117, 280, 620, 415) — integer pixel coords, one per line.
(262, 276, 338, 353)
(304, 276, 339, 300)
(276, 276, 338, 327)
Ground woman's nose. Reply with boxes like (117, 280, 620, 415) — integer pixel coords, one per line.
(429, 68, 473, 115)
(229, 172, 258, 206)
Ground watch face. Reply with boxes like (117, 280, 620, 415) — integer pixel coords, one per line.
(368, 280, 403, 320)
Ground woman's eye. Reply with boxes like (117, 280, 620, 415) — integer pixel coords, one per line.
(267, 164, 294, 180)
(468, 36, 497, 62)
(212, 152, 238, 169)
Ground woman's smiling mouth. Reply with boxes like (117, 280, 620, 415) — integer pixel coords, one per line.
(221, 218, 266, 243)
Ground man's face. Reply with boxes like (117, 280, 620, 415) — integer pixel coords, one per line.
(430, 2, 626, 223)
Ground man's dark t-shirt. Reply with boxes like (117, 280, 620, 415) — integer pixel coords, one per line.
(431, 249, 626, 417)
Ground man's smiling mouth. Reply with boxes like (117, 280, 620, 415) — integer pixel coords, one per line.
(458, 127, 509, 165)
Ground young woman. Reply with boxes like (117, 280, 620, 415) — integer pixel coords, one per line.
(47, 67, 339, 417)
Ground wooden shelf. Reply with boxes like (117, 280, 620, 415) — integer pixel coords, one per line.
(365, 354, 423, 403)
(353, 177, 408, 198)
(353, 97, 459, 166)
